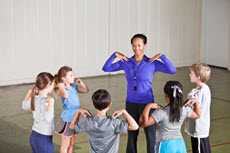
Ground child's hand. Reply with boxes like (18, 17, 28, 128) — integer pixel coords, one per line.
(146, 103, 160, 109)
(74, 78, 89, 93)
(112, 109, 126, 118)
(185, 98, 198, 107)
(79, 108, 91, 117)
(74, 78, 82, 84)
(69, 122, 75, 129)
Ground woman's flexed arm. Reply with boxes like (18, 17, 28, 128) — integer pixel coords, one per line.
(102, 51, 127, 72)
(151, 53, 176, 74)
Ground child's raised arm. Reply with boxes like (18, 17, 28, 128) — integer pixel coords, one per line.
(74, 78, 89, 93)
(112, 109, 139, 130)
(69, 108, 91, 129)
(142, 103, 159, 127)
(22, 89, 33, 111)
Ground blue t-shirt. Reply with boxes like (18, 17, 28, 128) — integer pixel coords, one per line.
(61, 83, 80, 122)
(102, 52, 176, 104)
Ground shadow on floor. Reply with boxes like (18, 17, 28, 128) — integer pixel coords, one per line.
(0, 118, 59, 153)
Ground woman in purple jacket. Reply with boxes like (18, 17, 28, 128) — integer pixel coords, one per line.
(102, 34, 176, 153)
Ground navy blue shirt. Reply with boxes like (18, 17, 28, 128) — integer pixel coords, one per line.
(102, 52, 176, 104)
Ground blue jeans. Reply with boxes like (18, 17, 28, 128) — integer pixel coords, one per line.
(126, 102, 156, 153)
(30, 130, 54, 153)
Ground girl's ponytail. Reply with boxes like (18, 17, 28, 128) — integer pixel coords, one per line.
(164, 81, 183, 123)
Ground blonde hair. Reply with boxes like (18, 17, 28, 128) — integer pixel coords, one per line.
(190, 63, 211, 82)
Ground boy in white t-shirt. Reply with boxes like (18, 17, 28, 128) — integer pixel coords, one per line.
(185, 63, 212, 153)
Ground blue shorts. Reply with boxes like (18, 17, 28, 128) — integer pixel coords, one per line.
(159, 138, 187, 153)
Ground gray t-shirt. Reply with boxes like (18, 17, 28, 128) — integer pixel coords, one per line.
(75, 116, 128, 153)
(151, 106, 192, 140)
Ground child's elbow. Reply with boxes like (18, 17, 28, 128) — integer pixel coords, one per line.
(193, 113, 201, 119)
(22, 101, 30, 111)
(134, 124, 139, 130)
(128, 125, 139, 131)
(196, 112, 201, 119)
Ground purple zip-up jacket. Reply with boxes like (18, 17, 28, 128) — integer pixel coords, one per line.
(102, 52, 176, 104)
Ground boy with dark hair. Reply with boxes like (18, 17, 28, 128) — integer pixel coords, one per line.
(69, 89, 139, 153)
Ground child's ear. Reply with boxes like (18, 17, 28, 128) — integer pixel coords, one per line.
(107, 102, 112, 109)
(61, 77, 66, 83)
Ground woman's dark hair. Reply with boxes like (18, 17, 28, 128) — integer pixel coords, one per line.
(131, 34, 147, 45)
(92, 89, 111, 111)
(55, 66, 72, 83)
(164, 81, 183, 123)
(31, 72, 54, 111)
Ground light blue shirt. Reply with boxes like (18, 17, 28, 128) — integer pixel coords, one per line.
(61, 83, 80, 122)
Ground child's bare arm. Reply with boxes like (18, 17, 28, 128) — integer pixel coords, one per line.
(75, 78, 89, 93)
(142, 103, 159, 127)
(24, 89, 33, 101)
(22, 89, 33, 111)
(112, 109, 139, 130)
(69, 108, 91, 129)
(188, 99, 201, 119)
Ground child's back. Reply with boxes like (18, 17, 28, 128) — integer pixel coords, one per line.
(70, 89, 138, 153)
(22, 95, 55, 135)
(32, 96, 54, 135)
(153, 106, 192, 141)
(21, 72, 55, 153)
(76, 116, 127, 153)
(142, 81, 201, 153)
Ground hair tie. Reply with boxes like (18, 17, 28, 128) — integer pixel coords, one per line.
(171, 85, 182, 98)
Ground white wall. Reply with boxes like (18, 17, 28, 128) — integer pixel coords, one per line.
(0, 0, 202, 86)
(202, 0, 230, 69)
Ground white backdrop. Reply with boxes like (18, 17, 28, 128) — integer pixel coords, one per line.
(0, 0, 202, 86)
(201, 0, 230, 69)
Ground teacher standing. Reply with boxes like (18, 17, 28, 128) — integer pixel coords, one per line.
(102, 34, 176, 153)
